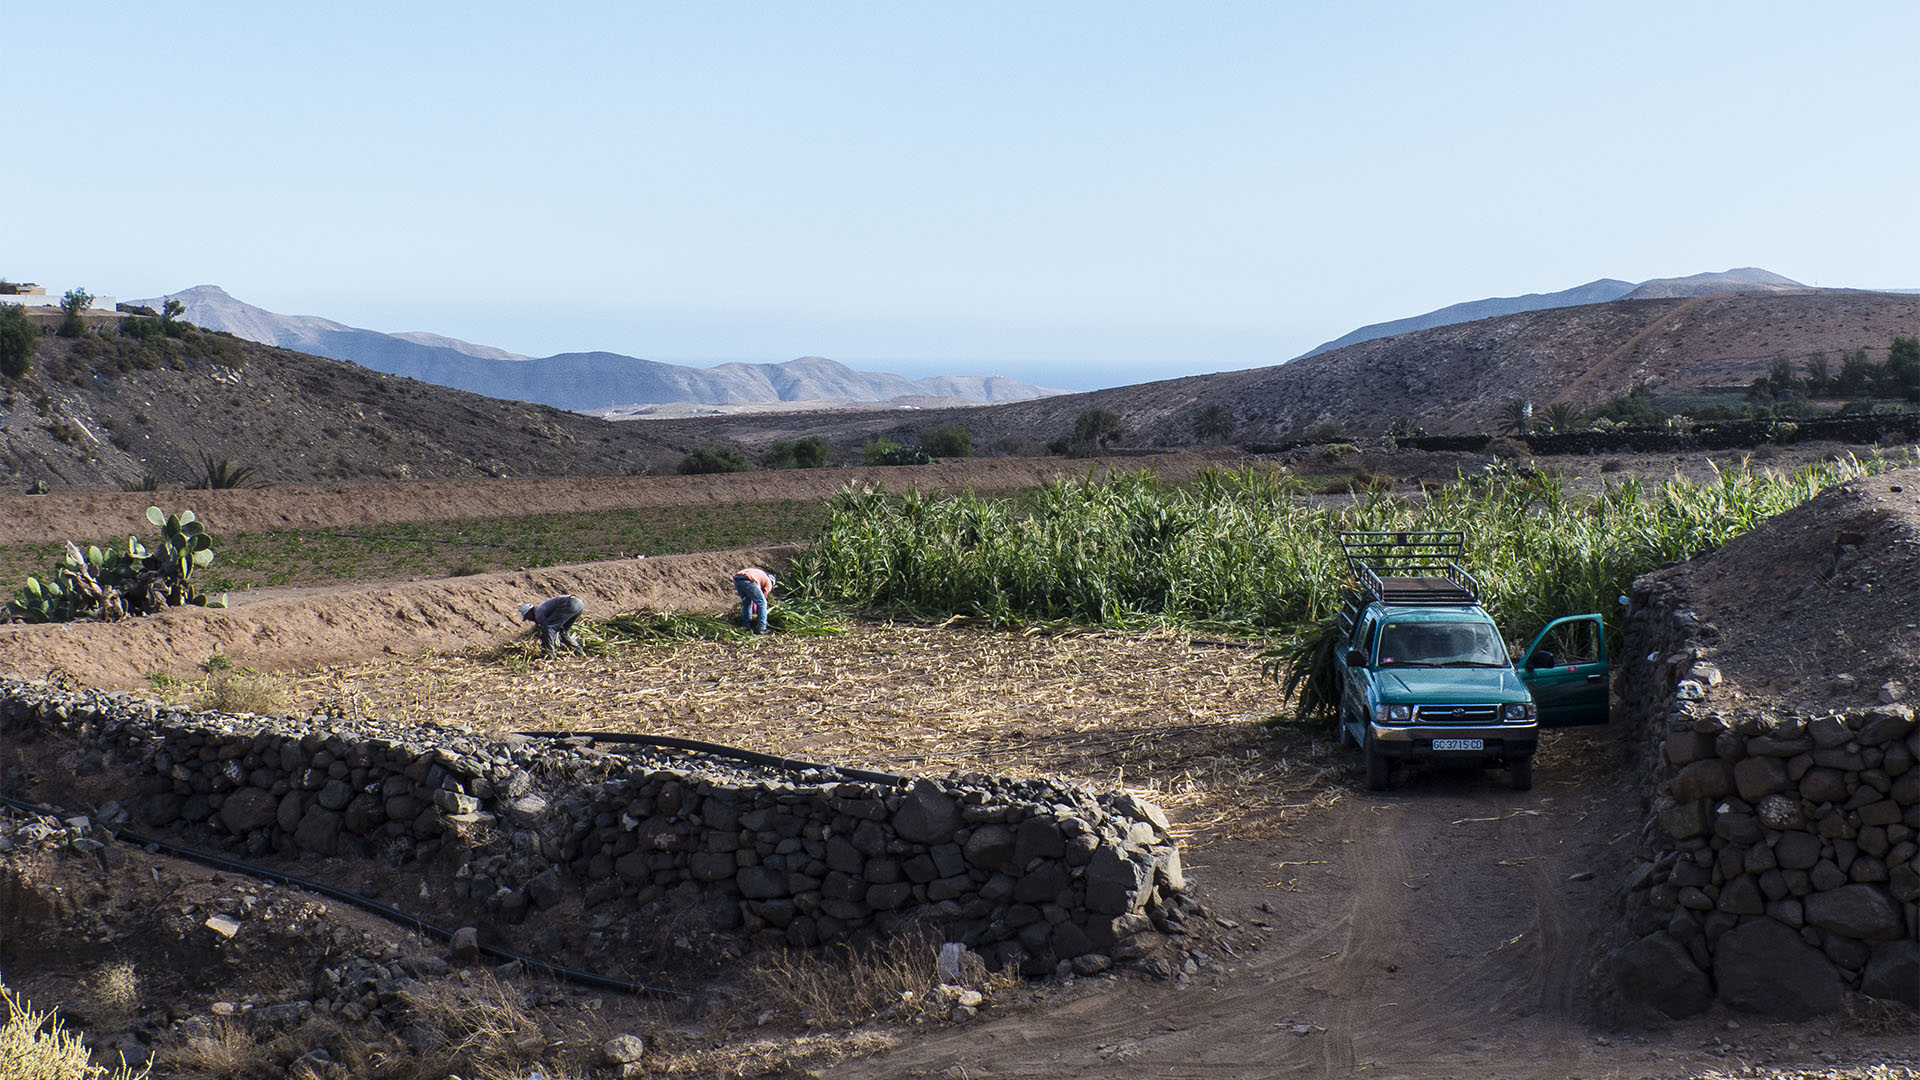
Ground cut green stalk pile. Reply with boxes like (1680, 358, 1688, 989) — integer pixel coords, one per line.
(789, 453, 1907, 643)
(599, 601, 848, 644)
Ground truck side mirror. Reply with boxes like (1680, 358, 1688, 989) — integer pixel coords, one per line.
(1345, 648, 1368, 668)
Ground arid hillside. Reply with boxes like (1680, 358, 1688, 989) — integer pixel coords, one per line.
(3, 289, 1913, 491)
(655, 290, 1920, 452)
(0, 327, 718, 490)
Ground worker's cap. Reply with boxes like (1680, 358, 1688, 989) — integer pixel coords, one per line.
(519, 603, 535, 620)
(767, 573, 777, 586)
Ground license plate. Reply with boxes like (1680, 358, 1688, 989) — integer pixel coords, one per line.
(1431, 738, 1484, 751)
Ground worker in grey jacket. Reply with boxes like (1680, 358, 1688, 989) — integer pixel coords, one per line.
(520, 594, 584, 653)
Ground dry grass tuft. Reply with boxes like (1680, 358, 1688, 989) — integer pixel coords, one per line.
(649, 1029, 898, 1078)
(716, 928, 1014, 1033)
(204, 669, 292, 715)
(86, 961, 143, 1033)
(398, 970, 557, 1078)
(163, 973, 597, 1080)
(1843, 991, 1920, 1037)
(171, 1017, 274, 1078)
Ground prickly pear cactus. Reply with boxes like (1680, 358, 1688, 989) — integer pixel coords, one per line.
(5, 506, 227, 623)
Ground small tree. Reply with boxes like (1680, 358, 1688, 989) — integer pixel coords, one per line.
(0, 303, 35, 380)
(920, 424, 972, 459)
(1192, 403, 1235, 444)
(1802, 352, 1831, 397)
(760, 436, 828, 470)
(57, 288, 93, 338)
(1071, 408, 1124, 453)
(1837, 349, 1875, 397)
(677, 447, 748, 474)
(1766, 354, 1797, 398)
(1888, 336, 1920, 400)
(790, 435, 827, 468)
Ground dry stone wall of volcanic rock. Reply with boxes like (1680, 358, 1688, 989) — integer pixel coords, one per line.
(1609, 577, 1919, 1020)
(0, 678, 1188, 976)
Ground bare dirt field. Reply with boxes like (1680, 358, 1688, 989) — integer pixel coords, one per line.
(3, 451, 1917, 1080)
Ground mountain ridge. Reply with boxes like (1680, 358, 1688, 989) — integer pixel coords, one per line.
(133, 286, 1069, 412)
(1299, 267, 1819, 359)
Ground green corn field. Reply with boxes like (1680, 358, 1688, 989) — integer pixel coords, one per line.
(789, 452, 1908, 647)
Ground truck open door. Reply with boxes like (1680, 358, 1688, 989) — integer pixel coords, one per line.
(1516, 614, 1609, 727)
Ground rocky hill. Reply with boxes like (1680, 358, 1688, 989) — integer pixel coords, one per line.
(135, 286, 1066, 411)
(1301, 277, 1638, 357)
(654, 290, 1920, 453)
(0, 324, 716, 490)
(1298, 268, 1810, 358)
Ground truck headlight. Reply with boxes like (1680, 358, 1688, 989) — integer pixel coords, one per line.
(1502, 702, 1536, 721)
(1385, 705, 1413, 722)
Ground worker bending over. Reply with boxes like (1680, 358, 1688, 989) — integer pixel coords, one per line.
(732, 567, 776, 634)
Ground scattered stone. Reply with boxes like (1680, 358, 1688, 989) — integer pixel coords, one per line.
(602, 1033, 646, 1065)
(449, 926, 480, 966)
(204, 914, 241, 939)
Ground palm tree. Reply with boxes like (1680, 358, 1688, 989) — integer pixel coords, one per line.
(1192, 404, 1235, 444)
(1540, 402, 1585, 434)
(1498, 398, 1534, 435)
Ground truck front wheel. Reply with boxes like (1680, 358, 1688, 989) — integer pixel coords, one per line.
(1509, 754, 1534, 792)
(1364, 731, 1390, 791)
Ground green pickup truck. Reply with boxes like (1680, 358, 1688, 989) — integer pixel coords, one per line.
(1331, 531, 1609, 791)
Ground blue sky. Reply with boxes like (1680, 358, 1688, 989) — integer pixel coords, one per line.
(9, 2, 1916, 389)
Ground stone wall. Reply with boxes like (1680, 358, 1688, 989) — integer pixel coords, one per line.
(1609, 576, 1919, 1018)
(0, 678, 1190, 976)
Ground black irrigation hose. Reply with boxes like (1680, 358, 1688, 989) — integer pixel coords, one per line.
(516, 729, 911, 787)
(0, 793, 692, 1000)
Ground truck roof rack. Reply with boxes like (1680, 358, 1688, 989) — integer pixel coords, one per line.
(1335, 531, 1480, 629)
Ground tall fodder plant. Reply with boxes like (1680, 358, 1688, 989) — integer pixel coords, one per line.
(792, 454, 1904, 646)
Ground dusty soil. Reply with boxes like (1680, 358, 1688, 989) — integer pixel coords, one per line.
(4, 454, 1917, 1079)
(1654, 466, 1920, 711)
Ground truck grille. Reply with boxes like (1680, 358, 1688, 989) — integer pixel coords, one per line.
(1412, 703, 1501, 724)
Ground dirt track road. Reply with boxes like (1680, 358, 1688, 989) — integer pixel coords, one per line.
(840, 762, 1774, 1080)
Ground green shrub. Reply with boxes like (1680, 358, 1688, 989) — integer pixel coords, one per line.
(121, 315, 166, 343)
(1588, 389, 1668, 428)
(1303, 420, 1344, 443)
(1071, 408, 1124, 453)
(678, 447, 749, 474)
(761, 436, 828, 469)
(200, 453, 256, 489)
(0, 303, 35, 379)
(920, 424, 972, 459)
(863, 439, 931, 466)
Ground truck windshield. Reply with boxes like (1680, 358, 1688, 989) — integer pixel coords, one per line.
(1377, 621, 1508, 668)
